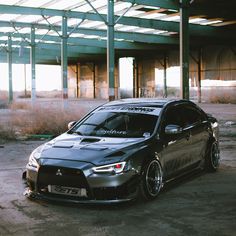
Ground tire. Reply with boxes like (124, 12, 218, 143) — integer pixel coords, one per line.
(205, 141, 220, 172)
(139, 159, 163, 200)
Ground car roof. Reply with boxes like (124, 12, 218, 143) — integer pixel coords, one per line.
(103, 98, 180, 108)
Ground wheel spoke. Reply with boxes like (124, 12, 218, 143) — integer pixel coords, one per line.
(145, 160, 163, 197)
(211, 143, 220, 167)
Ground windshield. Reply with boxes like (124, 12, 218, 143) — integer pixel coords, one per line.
(71, 111, 158, 138)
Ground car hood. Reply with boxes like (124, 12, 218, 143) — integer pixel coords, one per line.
(40, 133, 145, 166)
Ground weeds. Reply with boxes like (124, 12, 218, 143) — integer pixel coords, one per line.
(9, 102, 30, 110)
(0, 104, 86, 141)
(0, 124, 16, 142)
(208, 89, 236, 104)
(12, 106, 85, 136)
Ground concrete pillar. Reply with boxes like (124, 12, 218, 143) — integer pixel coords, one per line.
(180, 0, 190, 100)
(107, 0, 115, 101)
(139, 59, 155, 97)
(30, 26, 36, 103)
(61, 16, 68, 102)
(163, 55, 167, 98)
(7, 35, 13, 103)
(197, 48, 202, 103)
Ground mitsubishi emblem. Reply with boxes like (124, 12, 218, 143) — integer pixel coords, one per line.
(56, 169, 62, 176)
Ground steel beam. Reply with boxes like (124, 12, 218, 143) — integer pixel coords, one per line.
(0, 21, 178, 45)
(0, 33, 167, 50)
(61, 16, 68, 100)
(0, 5, 233, 39)
(0, 40, 106, 59)
(120, 0, 178, 10)
(0, 40, 106, 54)
(107, 0, 115, 101)
(180, 0, 189, 100)
(7, 35, 13, 103)
(30, 26, 36, 103)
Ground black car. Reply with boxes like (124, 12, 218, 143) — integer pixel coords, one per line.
(24, 99, 220, 203)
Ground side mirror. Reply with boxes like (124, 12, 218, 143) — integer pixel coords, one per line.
(165, 124, 183, 135)
(68, 121, 77, 130)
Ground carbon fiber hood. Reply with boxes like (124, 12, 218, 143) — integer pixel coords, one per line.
(39, 133, 145, 166)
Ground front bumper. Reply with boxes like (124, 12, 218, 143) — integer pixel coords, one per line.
(25, 162, 139, 203)
(23, 187, 134, 204)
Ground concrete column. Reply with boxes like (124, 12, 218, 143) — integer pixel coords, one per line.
(163, 55, 167, 98)
(107, 0, 115, 101)
(61, 16, 68, 101)
(7, 35, 13, 103)
(197, 48, 202, 103)
(76, 63, 79, 98)
(133, 59, 139, 98)
(93, 63, 96, 99)
(180, 0, 190, 100)
(30, 26, 36, 103)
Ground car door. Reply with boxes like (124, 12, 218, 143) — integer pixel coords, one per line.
(159, 104, 192, 178)
(180, 105, 210, 167)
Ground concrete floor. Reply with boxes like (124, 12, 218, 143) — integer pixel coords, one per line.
(0, 102, 236, 236)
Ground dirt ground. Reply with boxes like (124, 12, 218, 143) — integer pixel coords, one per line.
(0, 101, 236, 236)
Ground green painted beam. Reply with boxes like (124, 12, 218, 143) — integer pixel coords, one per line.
(0, 40, 106, 53)
(0, 5, 233, 39)
(0, 21, 179, 45)
(120, 0, 178, 10)
(0, 48, 97, 64)
(0, 51, 55, 64)
(0, 32, 164, 50)
(0, 49, 95, 61)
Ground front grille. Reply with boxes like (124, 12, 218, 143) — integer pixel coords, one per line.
(37, 166, 89, 191)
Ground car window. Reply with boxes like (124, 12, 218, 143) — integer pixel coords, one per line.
(162, 106, 184, 128)
(180, 106, 203, 127)
(72, 112, 158, 138)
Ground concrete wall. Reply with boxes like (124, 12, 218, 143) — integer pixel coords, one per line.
(137, 59, 156, 97)
(68, 65, 77, 98)
(190, 46, 236, 82)
(68, 45, 236, 100)
(95, 62, 107, 99)
(68, 61, 119, 99)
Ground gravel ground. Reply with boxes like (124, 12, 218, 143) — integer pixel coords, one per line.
(0, 100, 235, 236)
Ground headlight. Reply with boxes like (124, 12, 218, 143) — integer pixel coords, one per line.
(92, 162, 126, 174)
(211, 122, 219, 129)
(27, 148, 42, 169)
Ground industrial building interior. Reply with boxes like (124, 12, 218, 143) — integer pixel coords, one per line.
(0, 2, 236, 235)
(0, 0, 235, 103)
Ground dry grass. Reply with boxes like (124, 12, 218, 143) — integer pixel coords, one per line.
(0, 91, 8, 109)
(11, 106, 86, 137)
(0, 103, 86, 141)
(0, 124, 16, 142)
(208, 89, 236, 104)
(9, 102, 31, 110)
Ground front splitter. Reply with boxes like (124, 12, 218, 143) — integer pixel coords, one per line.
(23, 187, 134, 204)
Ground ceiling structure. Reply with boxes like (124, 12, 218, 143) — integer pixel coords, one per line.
(0, 0, 235, 64)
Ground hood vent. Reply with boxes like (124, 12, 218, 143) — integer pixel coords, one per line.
(107, 151, 125, 157)
(80, 138, 101, 144)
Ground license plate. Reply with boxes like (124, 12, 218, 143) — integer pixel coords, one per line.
(48, 185, 87, 197)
